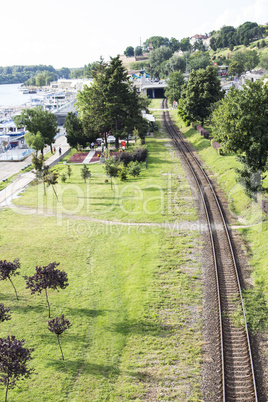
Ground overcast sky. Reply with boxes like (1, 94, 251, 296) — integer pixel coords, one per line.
(1, 0, 267, 69)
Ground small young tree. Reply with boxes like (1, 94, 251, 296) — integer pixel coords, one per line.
(104, 157, 119, 189)
(0, 259, 20, 300)
(61, 173, 67, 183)
(32, 153, 44, 176)
(81, 165, 91, 183)
(118, 164, 128, 181)
(24, 262, 69, 318)
(48, 315, 72, 360)
(0, 336, 34, 402)
(44, 171, 59, 201)
(0, 304, 11, 323)
(67, 165, 72, 179)
(128, 161, 141, 177)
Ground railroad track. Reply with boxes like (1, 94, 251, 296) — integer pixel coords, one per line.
(161, 99, 258, 401)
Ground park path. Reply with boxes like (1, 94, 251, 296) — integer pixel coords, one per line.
(0, 135, 69, 207)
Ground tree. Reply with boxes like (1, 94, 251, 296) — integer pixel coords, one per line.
(149, 46, 173, 78)
(228, 60, 244, 76)
(24, 262, 69, 318)
(230, 50, 259, 74)
(135, 46, 143, 56)
(81, 165, 91, 183)
(143, 36, 170, 51)
(14, 106, 58, 154)
(67, 165, 72, 179)
(0, 304, 11, 323)
(0, 336, 34, 402)
(124, 46, 134, 57)
(163, 55, 186, 75)
(170, 37, 180, 52)
(32, 153, 44, 174)
(128, 161, 141, 177)
(260, 53, 268, 70)
(178, 65, 223, 126)
(24, 131, 45, 155)
(64, 112, 86, 149)
(212, 80, 268, 196)
(48, 315, 71, 361)
(0, 259, 20, 300)
(44, 171, 59, 201)
(104, 157, 119, 189)
(164, 71, 185, 104)
(180, 37, 191, 52)
(76, 56, 146, 147)
(188, 51, 212, 71)
(57, 67, 70, 79)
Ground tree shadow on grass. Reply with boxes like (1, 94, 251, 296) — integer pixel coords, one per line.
(66, 308, 109, 318)
(46, 359, 120, 378)
(11, 304, 46, 315)
(39, 333, 88, 345)
(108, 319, 171, 337)
(148, 157, 173, 164)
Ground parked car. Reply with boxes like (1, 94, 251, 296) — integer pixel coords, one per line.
(96, 138, 103, 145)
(107, 135, 116, 143)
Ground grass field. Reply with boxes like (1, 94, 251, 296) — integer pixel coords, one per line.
(0, 132, 203, 400)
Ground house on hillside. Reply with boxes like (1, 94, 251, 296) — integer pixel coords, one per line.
(190, 34, 210, 48)
(241, 69, 266, 84)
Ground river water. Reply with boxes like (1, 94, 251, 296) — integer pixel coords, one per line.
(0, 83, 42, 108)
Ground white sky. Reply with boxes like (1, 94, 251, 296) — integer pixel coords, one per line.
(1, 0, 267, 69)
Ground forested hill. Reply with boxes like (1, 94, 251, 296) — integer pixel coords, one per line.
(1, 21, 268, 86)
(0, 65, 71, 85)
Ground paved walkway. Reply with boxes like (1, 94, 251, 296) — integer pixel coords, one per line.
(82, 149, 96, 163)
(0, 135, 69, 207)
(0, 135, 69, 182)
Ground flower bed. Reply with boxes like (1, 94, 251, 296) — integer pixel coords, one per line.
(68, 152, 89, 163)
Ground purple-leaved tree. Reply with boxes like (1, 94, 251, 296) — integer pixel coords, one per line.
(48, 315, 72, 360)
(24, 262, 69, 318)
(0, 259, 20, 300)
(0, 304, 11, 323)
(0, 336, 34, 402)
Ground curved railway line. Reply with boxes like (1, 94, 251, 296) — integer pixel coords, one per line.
(161, 99, 258, 401)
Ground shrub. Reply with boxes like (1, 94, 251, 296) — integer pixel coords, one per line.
(128, 161, 141, 177)
(133, 147, 148, 162)
(118, 165, 128, 181)
(116, 152, 133, 166)
(61, 174, 67, 183)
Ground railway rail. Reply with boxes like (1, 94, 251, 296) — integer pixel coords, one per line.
(161, 99, 258, 401)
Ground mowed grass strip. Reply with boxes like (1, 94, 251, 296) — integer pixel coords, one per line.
(0, 134, 202, 401)
(13, 137, 197, 224)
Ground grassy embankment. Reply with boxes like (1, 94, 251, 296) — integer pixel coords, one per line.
(169, 106, 268, 332)
(0, 127, 203, 400)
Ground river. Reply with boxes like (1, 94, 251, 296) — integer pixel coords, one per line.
(0, 83, 42, 108)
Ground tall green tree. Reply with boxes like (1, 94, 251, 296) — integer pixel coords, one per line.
(212, 80, 268, 196)
(64, 112, 86, 149)
(149, 46, 173, 78)
(76, 56, 147, 147)
(178, 65, 223, 126)
(14, 106, 58, 154)
(188, 51, 212, 71)
(143, 36, 170, 51)
(163, 55, 186, 75)
(124, 46, 134, 57)
(164, 71, 185, 104)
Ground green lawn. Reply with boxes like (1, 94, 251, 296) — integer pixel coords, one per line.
(0, 134, 203, 401)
